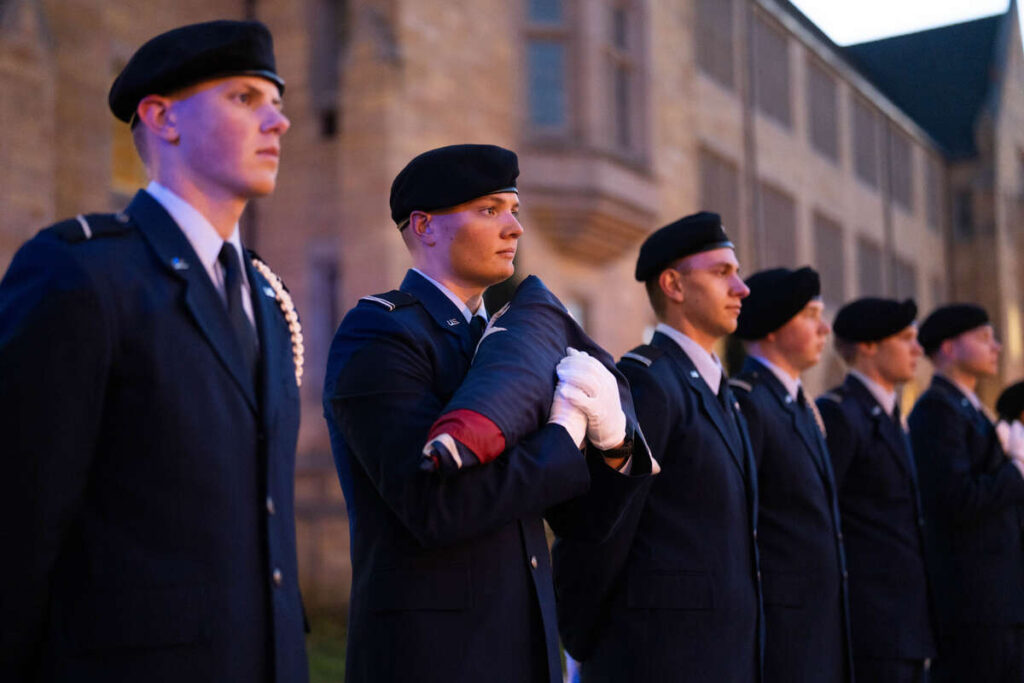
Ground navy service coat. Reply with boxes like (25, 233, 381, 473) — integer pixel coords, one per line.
(732, 358, 852, 683)
(558, 331, 763, 683)
(817, 374, 935, 663)
(323, 269, 652, 683)
(908, 375, 1024, 633)
(0, 190, 308, 683)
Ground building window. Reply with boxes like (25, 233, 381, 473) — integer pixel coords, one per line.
(852, 96, 880, 189)
(699, 148, 741, 240)
(890, 127, 914, 212)
(305, 242, 342, 399)
(856, 236, 883, 296)
(753, 12, 791, 128)
(813, 212, 844, 307)
(526, 0, 571, 132)
(607, 1, 640, 152)
(758, 182, 796, 268)
(925, 154, 942, 232)
(893, 256, 917, 301)
(308, 0, 346, 139)
(695, 0, 734, 89)
(953, 189, 973, 239)
(806, 58, 838, 162)
(930, 274, 945, 308)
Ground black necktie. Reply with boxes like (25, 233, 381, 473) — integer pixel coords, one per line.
(469, 315, 486, 346)
(218, 243, 259, 381)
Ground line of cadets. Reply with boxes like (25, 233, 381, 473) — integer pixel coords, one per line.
(2, 15, 1020, 681)
(326, 142, 1024, 683)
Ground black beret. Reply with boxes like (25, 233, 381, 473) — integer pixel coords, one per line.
(734, 267, 820, 340)
(833, 297, 918, 343)
(390, 144, 519, 226)
(109, 20, 284, 123)
(996, 381, 1024, 421)
(634, 211, 734, 281)
(918, 303, 990, 355)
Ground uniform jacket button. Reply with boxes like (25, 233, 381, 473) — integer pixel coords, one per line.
(530, 555, 538, 569)
(266, 496, 276, 516)
(272, 568, 283, 587)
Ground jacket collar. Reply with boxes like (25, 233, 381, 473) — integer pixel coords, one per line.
(127, 190, 259, 413)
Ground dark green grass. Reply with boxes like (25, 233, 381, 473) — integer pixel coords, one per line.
(307, 612, 347, 682)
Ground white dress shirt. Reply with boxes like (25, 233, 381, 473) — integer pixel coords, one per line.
(146, 181, 255, 328)
(849, 369, 897, 416)
(412, 268, 487, 324)
(750, 355, 801, 401)
(655, 322, 724, 394)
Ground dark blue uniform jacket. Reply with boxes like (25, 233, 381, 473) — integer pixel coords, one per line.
(322, 269, 652, 683)
(818, 374, 935, 662)
(0, 190, 308, 683)
(732, 358, 852, 683)
(559, 331, 762, 683)
(908, 375, 1024, 633)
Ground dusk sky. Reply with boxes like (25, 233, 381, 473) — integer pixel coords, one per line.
(790, 0, 1014, 45)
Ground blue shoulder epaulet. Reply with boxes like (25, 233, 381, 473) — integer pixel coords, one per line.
(360, 290, 418, 311)
(46, 212, 134, 243)
(621, 344, 663, 367)
(820, 389, 845, 404)
(729, 378, 754, 394)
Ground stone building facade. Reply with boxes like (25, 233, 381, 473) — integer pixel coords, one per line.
(1, 0, 1022, 607)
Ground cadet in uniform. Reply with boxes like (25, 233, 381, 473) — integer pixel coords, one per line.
(909, 304, 1024, 683)
(568, 212, 762, 682)
(0, 21, 307, 683)
(730, 267, 852, 683)
(322, 144, 653, 683)
(817, 298, 935, 682)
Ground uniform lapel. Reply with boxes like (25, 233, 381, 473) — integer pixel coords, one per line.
(127, 190, 258, 413)
(846, 375, 909, 478)
(401, 270, 476, 357)
(656, 333, 745, 475)
(746, 358, 829, 481)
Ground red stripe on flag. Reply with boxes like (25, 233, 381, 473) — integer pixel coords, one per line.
(427, 410, 507, 464)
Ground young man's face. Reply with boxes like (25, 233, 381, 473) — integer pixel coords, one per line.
(676, 247, 750, 340)
(427, 192, 523, 290)
(874, 324, 922, 385)
(771, 299, 829, 372)
(171, 75, 290, 200)
(948, 324, 1002, 377)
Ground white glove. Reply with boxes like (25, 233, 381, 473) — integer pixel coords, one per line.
(1008, 420, 1024, 461)
(555, 348, 627, 450)
(548, 381, 587, 448)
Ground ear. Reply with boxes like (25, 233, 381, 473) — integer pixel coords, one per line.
(658, 268, 685, 305)
(858, 340, 879, 358)
(408, 211, 436, 246)
(136, 95, 179, 143)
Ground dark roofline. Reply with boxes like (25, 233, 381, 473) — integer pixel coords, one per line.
(845, 11, 1006, 50)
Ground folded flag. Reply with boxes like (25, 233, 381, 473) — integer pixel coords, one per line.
(421, 275, 639, 474)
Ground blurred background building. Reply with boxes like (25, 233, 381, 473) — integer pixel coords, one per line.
(2, 0, 1022, 608)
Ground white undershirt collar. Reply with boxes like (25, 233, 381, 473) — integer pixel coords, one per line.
(413, 268, 487, 324)
(656, 322, 723, 394)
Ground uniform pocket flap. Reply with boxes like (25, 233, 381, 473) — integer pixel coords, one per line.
(368, 568, 470, 612)
(627, 571, 713, 609)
